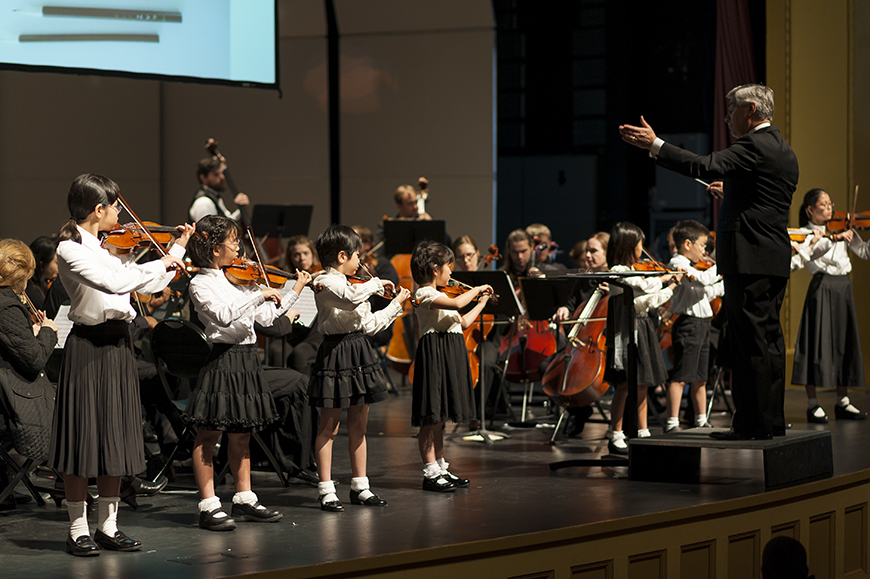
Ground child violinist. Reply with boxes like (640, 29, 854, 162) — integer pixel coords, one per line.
(309, 225, 411, 511)
(49, 173, 192, 556)
(410, 241, 491, 491)
(791, 188, 870, 423)
(604, 222, 681, 454)
(186, 215, 311, 531)
(664, 220, 724, 432)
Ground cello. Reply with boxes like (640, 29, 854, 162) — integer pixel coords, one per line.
(541, 286, 609, 408)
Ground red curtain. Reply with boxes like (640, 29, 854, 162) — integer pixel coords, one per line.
(713, 0, 758, 224)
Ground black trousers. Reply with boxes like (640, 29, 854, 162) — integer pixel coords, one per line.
(722, 274, 788, 437)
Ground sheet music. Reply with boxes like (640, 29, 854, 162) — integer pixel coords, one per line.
(53, 305, 74, 349)
(283, 285, 318, 328)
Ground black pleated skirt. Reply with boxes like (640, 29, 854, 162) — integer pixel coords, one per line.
(48, 321, 144, 478)
(604, 315, 668, 386)
(185, 344, 279, 433)
(308, 332, 389, 408)
(412, 332, 476, 427)
(792, 273, 865, 389)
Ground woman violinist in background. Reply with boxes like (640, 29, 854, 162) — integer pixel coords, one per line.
(604, 222, 680, 454)
(453, 235, 481, 272)
(49, 173, 192, 556)
(791, 188, 870, 423)
(25, 235, 58, 308)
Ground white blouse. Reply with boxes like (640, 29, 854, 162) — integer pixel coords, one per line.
(609, 265, 673, 315)
(314, 268, 403, 335)
(796, 223, 870, 276)
(57, 225, 185, 325)
(189, 268, 299, 345)
(414, 286, 462, 335)
(666, 254, 724, 318)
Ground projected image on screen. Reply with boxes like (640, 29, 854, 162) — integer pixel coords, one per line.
(0, 0, 276, 86)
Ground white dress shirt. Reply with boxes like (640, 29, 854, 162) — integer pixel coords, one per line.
(414, 286, 462, 335)
(189, 188, 240, 222)
(57, 225, 185, 325)
(795, 222, 870, 276)
(189, 268, 299, 345)
(609, 265, 673, 315)
(666, 254, 723, 318)
(314, 268, 403, 335)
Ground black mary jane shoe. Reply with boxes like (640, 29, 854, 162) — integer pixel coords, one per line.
(231, 502, 283, 522)
(349, 489, 387, 507)
(607, 439, 629, 456)
(66, 534, 100, 557)
(709, 428, 772, 441)
(441, 471, 470, 487)
(199, 508, 237, 531)
(835, 404, 869, 420)
(422, 476, 456, 493)
(807, 406, 829, 424)
(319, 494, 344, 512)
(94, 529, 142, 552)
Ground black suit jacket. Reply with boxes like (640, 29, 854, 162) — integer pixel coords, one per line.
(656, 125, 799, 277)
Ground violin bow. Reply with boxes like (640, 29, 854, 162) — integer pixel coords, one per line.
(116, 194, 190, 277)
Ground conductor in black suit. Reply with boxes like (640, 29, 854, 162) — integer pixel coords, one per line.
(619, 84, 799, 440)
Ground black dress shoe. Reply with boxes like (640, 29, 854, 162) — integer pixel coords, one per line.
(709, 429, 772, 441)
(199, 508, 237, 531)
(94, 529, 141, 552)
(231, 502, 283, 522)
(422, 476, 456, 493)
(319, 494, 344, 512)
(349, 489, 387, 507)
(131, 475, 168, 496)
(607, 439, 628, 455)
(66, 534, 100, 557)
(807, 405, 829, 424)
(835, 404, 868, 420)
(441, 471, 470, 487)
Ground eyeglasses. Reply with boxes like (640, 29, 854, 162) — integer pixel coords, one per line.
(102, 203, 122, 214)
(220, 241, 240, 249)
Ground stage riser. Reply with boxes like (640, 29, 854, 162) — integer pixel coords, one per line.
(265, 469, 870, 579)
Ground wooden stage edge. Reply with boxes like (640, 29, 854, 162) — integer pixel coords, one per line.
(247, 467, 870, 579)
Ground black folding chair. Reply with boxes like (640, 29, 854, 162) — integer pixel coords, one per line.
(150, 318, 288, 487)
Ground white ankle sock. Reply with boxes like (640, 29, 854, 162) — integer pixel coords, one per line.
(232, 491, 259, 506)
(198, 496, 226, 518)
(423, 462, 441, 478)
(611, 431, 627, 448)
(318, 481, 338, 503)
(67, 500, 89, 540)
(436, 458, 449, 472)
(98, 496, 119, 536)
(667, 417, 680, 428)
(838, 396, 851, 407)
(351, 477, 374, 501)
(808, 397, 819, 409)
(638, 429, 650, 438)
(695, 413, 708, 426)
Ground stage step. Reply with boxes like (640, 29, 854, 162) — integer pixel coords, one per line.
(629, 428, 833, 490)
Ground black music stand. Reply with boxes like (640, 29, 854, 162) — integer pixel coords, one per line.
(502, 277, 580, 427)
(383, 220, 446, 256)
(449, 270, 523, 445)
(251, 205, 313, 259)
(547, 271, 662, 469)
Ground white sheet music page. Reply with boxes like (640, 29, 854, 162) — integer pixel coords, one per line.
(284, 285, 318, 328)
(53, 305, 74, 349)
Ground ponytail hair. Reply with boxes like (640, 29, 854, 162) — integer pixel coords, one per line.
(798, 188, 827, 228)
(411, 240, 454, 285)
(57, 173, 120, 244)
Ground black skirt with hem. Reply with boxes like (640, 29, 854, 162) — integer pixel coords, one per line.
(48, 320, 145, 478)
(185, 343, 279, 433)
(308, 332, 389, 409)
(604, 314, 668, 386)
(411, 331, 476, 427)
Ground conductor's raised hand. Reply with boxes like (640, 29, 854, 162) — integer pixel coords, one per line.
(619, 116, 657, 150)
(707, 181, 724, 199)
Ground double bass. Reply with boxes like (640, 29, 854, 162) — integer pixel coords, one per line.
(541, 286, 609, 408)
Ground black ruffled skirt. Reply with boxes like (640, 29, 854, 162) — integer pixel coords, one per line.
(185, 344, 279, 433)
(412, 332, 476, 427)
(308, 332, 388, 408)
(792, 273, 865, 389)
(48, 321, 144, 478)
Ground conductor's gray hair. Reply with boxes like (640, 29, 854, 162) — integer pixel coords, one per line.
(726, 84, 774, 121)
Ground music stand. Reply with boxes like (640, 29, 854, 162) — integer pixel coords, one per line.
(383, 220, 446, 256)
(251, 204, 313, 261)
(449, 270, 522, 444)
(502, 277, 581, 427)
(546, 271, 662, 469)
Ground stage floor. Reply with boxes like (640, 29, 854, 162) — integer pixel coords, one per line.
(1, 386, 868, 579)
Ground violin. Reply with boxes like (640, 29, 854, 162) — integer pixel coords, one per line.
(358, 262, 405, 301)
(826, 211, 870, 233)
(103, 221, 179, 255)
(788, 227, 835, 243)
(19, 292, 45, 325)
(111, 195, 189, 277)
(436, 278, 499, 304)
